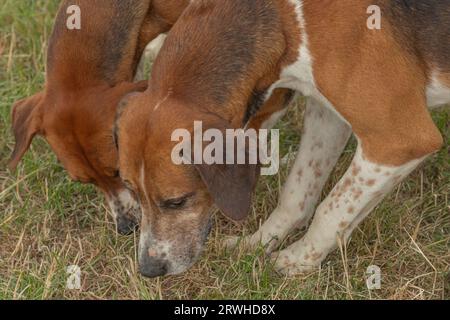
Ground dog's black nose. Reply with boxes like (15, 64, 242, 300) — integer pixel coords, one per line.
(139, 255, 169, 278)
(116, 214, 138, 235)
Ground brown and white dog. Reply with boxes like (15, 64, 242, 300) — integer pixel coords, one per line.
(9, 0, 190, 234)
(116, 0, 449, 277)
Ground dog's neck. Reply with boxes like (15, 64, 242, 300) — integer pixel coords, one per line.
(150, 0, 300, 127)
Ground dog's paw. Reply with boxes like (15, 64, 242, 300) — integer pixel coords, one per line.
(223, 236, 241, 250)
(224, 234, 280, 254)
(270, 250, 318, 276)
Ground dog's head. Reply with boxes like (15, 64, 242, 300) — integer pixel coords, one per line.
(116, 91, 260, 277)
(9, 81, 147, 234)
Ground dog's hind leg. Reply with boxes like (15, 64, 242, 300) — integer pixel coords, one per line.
(227, 98, 351, 253)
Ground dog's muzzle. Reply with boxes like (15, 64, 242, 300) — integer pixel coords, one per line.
(108, 189, 141, 235)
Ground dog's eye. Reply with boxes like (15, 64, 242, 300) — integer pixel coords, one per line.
(104, 167, 120, 178)
(164, 198, 187, 209)
(160, 193, 195, 210)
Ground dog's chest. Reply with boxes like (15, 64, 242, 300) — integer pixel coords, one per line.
(275, 0, 317, 97)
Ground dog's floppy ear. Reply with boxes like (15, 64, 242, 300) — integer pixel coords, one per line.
(9, 93, 44, 171)
(193, 121, 260, 221)
(195, 161, 259, 220)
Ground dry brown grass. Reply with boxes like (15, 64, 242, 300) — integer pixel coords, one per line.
(0, 0, 449, 300)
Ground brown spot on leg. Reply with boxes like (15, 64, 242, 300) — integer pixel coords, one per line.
(342, 178, 352, 191)
(347, 206, 355, 214)
(311, 252, 323, 261)
(328, 202, 334, 211)
(352, 164, 361, 176)
(339, 221, 349, 229)
(299, 201, 305, 211)
(353, 189, 363, 200)
(366, 179, 376, 186)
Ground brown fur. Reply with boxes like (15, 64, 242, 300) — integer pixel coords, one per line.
(303, 0, 443, 165)
(9, 0, 190, 204)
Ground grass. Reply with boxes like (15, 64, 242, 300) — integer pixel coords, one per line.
(1, 0, 449, 300)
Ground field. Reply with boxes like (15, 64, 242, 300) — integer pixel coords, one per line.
(0, 0, 449, 300)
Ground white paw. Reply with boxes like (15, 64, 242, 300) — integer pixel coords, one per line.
(271, 249, 320, 276)
(223, 235, 261, 251)
(224, 234, 280, 254)
(223, 236, 241, 250)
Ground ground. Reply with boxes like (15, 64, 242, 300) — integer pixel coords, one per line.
(0, 0, 449, 300)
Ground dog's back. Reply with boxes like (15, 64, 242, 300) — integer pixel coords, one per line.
(386, 0, 450, 74)
(47, 0, 152, 88)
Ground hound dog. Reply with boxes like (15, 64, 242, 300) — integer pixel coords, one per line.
(9, 0, 192, 234)
(116, 0, 448, 277)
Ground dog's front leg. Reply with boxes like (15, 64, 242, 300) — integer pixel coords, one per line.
(227, 98, 351, 253)
(271, 143, 428, 275)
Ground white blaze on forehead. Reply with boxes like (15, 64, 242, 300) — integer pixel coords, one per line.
(154, 88, 173, 111)
(139, 164, 151, 206)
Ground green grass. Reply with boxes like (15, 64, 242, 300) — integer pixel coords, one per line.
(1, 0, 449, 300)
